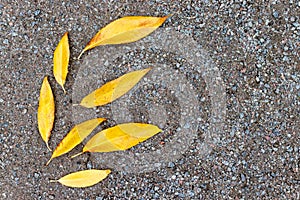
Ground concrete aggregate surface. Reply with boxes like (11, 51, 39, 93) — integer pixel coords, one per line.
(0, 0, 299, 199)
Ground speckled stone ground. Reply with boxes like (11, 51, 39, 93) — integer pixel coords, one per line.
(0, 1, 299, 199)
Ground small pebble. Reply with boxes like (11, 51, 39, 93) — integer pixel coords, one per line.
(273, 11, 279, 18)
(34, 9, 40, 16)
(22, 109, 27, 114)
(3, 39, 8, 44)
(34, 173, 39, 179)
(168, 162, 175, 168)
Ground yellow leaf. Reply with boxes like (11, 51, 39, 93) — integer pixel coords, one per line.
(53, 32, 69, 93)
(38, 76, 55, 151)
(79, 68, 151, 108)
(50, 169, 111, 188)
(46, 118, 106, 165)
(71, 123, 161, 158)
(78, 16, 168, 59)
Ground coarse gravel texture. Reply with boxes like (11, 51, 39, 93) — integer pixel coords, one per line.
(0, 0, 299, 199)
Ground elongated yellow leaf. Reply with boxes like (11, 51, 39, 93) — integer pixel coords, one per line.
(78, 16, 168, 59)
(71, 123, 162, 158)
(53, 32, 69, 93)
(38, 76, 55, 151)
(46, 118, 106, 165)
(50, 169, 111, 188)
(79, 68, 151, 108)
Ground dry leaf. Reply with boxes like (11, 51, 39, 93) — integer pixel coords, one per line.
(53, 32, 69, 93)
(46, 118, 106, 165)
(78, 16, 168, 59)
(79, 68, 151, 108)
(50, 169, 111, 188)
(71, 123, 162, 158)
(38, 76, 55, 151)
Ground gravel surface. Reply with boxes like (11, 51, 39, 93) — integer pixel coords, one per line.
(0, 1, 299, 199)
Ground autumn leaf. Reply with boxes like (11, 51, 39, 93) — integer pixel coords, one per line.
(79, 68, 151, 108)
(38, 76, 55, 151)
(71, 123, 162, 158)
(78, 16, 168, 59)
(46, 118, 106, 165)
(50, 169, 111, 188)
(53, 32, 69, 93)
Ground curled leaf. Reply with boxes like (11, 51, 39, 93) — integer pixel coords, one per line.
(78, 16, 168, 59)
(71, 123, 162, 158)
(50, 169, 111, 188)
(53, 32, 69, 93)
(46, 118, 106, 165)
(79, 68, 151, 108)
(38, 76, 55, 151)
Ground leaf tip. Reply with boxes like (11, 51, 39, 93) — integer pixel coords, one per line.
(157, 15, 170, 25)
(146, 67, 153, 72)
(98, 118, 106, 122)
(166, 13, 174, 19)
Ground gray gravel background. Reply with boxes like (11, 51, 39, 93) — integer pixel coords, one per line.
(0, 0, 299, 199)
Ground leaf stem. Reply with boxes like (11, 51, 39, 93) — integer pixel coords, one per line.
(77, 50, 85, 60)
(71, 152, 84, 158)
(49, 180, 58, 183)
(46, 143, 52, 152)
(62, 86, 66, 94)
(46, 157, 53, 166)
